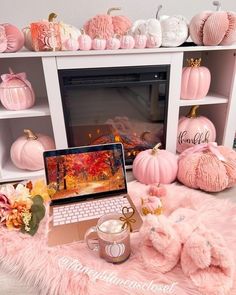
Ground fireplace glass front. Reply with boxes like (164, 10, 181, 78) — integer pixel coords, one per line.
(58, 65, 170, 166)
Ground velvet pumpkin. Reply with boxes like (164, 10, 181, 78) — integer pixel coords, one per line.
(177, 142, 236, 192)
(132, 143, 178, 185)
(131, 5, 162, 48)
(10, 129, 55, 171)
(189, 1, 236, 46)
(84, 7, 132, 40)
(134, 33, 147, 49)
(106, 36, 121, 50)
(120, 34, 135, 49)
(0, 23, 24, 52)
(92, 37, 106, 50)
(0, 69, 35, 111)
(180, 58, 211, 100)
(177, 106, 216, 153)
(78, 30, 92, 50)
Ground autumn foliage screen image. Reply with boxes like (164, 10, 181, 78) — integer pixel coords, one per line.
(45, 150, 126, 200)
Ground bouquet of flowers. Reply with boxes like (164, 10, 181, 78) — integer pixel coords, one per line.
(0, 180, 49, 236)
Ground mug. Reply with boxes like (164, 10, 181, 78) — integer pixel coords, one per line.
(85, 213, 131, 264)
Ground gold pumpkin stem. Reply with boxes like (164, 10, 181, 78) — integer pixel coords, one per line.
(156, 5, 163, 20)
(187, 58, 201, 67)
(48, 12, 58, 22)
(187, 105, 199, 118)
(24, 129, 38, 140)
(151, 143, 162, 155)
(107, 7, 121, 15)
(213, 1, 221, 11)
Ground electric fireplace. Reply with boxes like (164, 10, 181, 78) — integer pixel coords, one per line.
(58, 65, 170, 166)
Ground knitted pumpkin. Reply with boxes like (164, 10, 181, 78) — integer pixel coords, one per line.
(84, 7, 132, 40)
(189, 1, 236, 46)
(177, 142, 236, 192)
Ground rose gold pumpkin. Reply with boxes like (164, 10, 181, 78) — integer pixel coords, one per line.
(133, 143, 178, 185)
(180, 58, 211, 100)
(177, 106, 216, 153)
(10, 129, 55, 171)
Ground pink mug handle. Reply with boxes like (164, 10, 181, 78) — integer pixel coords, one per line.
(84, 226, 99, 252)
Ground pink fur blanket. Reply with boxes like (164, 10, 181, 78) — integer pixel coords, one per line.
(0, 181, 236, 295)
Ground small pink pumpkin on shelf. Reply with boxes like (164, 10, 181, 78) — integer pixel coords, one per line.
(189, 1, 236, 46)
(106, 35, 121, 50)
(120, 34, 135, 49)
(0, 23, 24, 53)
(134, 31, 147, 49)
(178, 142, 236, 192)
(92, 36, 106, 50)
(10, 129, 55, 171)
(133, 143, 178, 185)
(181, 58, 211, 100)
(78, 29, 92, 51)
(0, 68, 35, 111)
(177, 105, 216, 153)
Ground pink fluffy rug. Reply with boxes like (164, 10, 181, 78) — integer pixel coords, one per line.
(0, 181, 236, 295)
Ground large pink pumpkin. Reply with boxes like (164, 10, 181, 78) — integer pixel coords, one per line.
(10, 129, 55, 171)
(133, 143, 178, 185)
(189, 1, 236, 46)
(180, 58, 211, 100)
(178, 143, 236, 192)
(177, 106, 216, 153)
(0, 69, 35, 111)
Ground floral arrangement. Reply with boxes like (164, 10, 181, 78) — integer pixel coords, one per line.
(0, 180, 49, 235)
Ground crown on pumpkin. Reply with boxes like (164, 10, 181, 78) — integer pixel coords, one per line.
(187, 58, 201, 67)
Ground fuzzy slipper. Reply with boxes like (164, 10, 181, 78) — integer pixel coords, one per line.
(181, 226, 235, 295)
(138, 214, 182, 273)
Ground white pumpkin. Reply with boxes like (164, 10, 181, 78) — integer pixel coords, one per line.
(105, 242, 125, 258)
(131, 5, 162, 48)
(159, 14, 189, 47)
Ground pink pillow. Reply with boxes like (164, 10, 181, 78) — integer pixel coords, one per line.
(1, 23, 24, 52)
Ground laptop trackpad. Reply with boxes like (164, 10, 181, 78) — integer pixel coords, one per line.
(48, 219, 98, 247)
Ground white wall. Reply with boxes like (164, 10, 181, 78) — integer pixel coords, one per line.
(0, 0, 235, 30)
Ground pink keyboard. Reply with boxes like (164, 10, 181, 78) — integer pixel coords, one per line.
(52, 195, 131, 226)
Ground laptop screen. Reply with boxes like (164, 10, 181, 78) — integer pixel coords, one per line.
(43, 143, 127, 204)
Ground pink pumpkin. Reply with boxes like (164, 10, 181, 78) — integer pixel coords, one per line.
(92, 37, 106, 50)
(10, 129, 55, 171)
(133, 143, 178, 184)
(84, 7, 132, 40)
(106, 36, 121, 49)
(181, 58, 211, 100)
(78, 30, 92, 50)
(189, 1, 236, 46)
(0, 23, 24, 52)
(177, 105, 216, 153)
(134, 34, 147, 49)
(178, 142, 236, 192)
(0, 69, 35, 111)
(0, 25, 8, 52)
(120, 35, 135, 49)
(146, 34, 162, 48)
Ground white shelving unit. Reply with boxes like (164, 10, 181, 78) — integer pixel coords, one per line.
(0, 45, 235, 183)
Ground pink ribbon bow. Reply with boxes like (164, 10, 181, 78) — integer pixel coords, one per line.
(1, 69, 34, 94)
(179, 142, 226, 162)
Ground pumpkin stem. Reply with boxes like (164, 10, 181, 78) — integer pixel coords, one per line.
(187, 58, 201, 67)
(156, 5, 163, 20)
(107, 7, 121, 15)
(48, 12, 58, 22)
(24, 129, 38, 140)
(151, 143, 162, 155)
(8, 68, 14, 74)
(187, 105, 199, 118)
(213, 1, 221, 11)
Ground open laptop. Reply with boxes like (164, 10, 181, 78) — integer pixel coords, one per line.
(44, 143, 143, 246)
